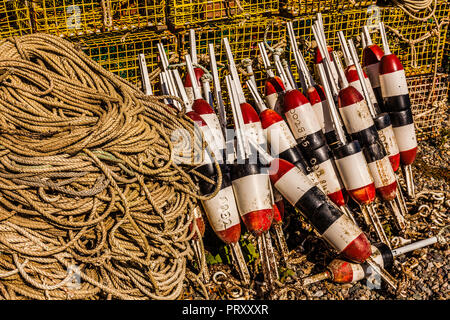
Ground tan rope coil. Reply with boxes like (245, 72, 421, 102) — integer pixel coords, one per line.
(0, 33, 221, 300)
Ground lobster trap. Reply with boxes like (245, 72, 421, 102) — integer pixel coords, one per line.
(78, 29, 177, 89)
(177, 16, 286, 101)
(167, 0, 279, 30)
(280, 0, 376, 17)
(28, 0, 166, 37)
(0, 0, 32, 38)
(408, 73, 448, 140)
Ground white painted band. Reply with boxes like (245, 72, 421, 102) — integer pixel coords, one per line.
(335, 152, 374, 190)
(377, 125, 400, 158)
(244, 122, 266, 146)
(339, 101, 374, 134)
(367, 157, 396, 189)
(202, 185, 241, 232)
(380, 70, 409, 97)
(350, 262, 366, 282)
(392, 123, 417, 152)
(273, 167, 315, 206)
(312, 159, 343, 195)
(311, 101, 325, 132)
(200, 113, 227, 151)
(264, 121, 297, 155)
(322, 214, 362, 252)
(232, 174, 272, 216)
(285, 103, 322, 140)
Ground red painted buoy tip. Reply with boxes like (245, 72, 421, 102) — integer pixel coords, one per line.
(265, 77, 285, 95)
(283, 89, 311, 112)
(380, 54, 404, 75)
(377, 181, 398, 201)
(338, 86, 364, 108)
(240, 102, 260, 124)
(400, 147, 417, 165)
(328, 260, 354, 283)
(269, 158, 295, 184)
(186, 111, 207, 126)
(192, 98, 214, 115)
(183, 67, 204, 87)
(362, 44, 384, 66)
(348, 183, 376, 205)
(260, 109, 283, 129)
(389, 153, 401, 172)
(215, 223, 241, 245)
(341, 232, 372, 263)
(241, 208, 274, 236)
(328, 189, 346, 207)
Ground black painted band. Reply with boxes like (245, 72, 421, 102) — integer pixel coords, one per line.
(373, 112, 392, 131)
(333, 140, 362, 159)
(383, 94, 411, 113)
(390, 108, 414, 128)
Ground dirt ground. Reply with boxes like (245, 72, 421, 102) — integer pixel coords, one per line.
(188, 136, 449, 300)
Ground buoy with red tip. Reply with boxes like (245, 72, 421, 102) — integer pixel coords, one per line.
(316, 62, 390, 247)
(183, 29, 205, 105)
(347, 38, 408, 231)
(361, 25, 386, 112)
(286, 21, 331, 137)
(378, 22, 417, 199)
(311, 24, 346, 150)
(333, 52, 396, 246)
(250, 139, 372, 264)
(225, 75, 279, 288)
(258, 42, 286, 114)
(302, 232, 447, 286)
(337, 31, 381, 115)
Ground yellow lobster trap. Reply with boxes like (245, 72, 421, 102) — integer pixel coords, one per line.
(285, 4, 449, 81)
(167, 0, 279, 30)
(28, 0, 166, 37)
(78, 29, 177, 89)
(0, 0, 32, 38)
(177, 16, 286, 100)
(280, 0, 376, 17)
(408, 73, 448, 140)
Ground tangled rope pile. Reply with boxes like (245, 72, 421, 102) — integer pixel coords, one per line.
(0, 33, 221, 300)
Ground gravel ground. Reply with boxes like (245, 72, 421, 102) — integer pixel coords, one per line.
(188, 137, 449, 300)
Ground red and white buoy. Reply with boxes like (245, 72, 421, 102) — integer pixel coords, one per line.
(347, 38, 407, 230)
(378, 22, 417, 199)
(225, 74, 279, 287)
(361, 26, 386, 112)
(183, 29, 205, 106)
(251, 140, 372, 264)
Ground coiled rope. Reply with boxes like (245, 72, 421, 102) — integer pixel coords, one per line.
(0, 33, 221, 300)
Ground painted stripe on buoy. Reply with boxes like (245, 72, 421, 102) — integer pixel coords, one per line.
(264, 121, 298, 155)
(232, 173, 272, 217)
(380, 70, 409, 97)
(383, 94, 411, 112)
(364, 62, 381, 88)
(202, 185, 241, 232)
(392, 123, 417, 153)
(273, 165, 316, 206)
(339, 101, 375, 134)
(321, 214, 364, 253)
(335, 152, 373, 191)
(367, 157, 396, 189)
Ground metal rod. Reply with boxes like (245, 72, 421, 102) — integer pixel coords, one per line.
(363, 25, 374, 46)
(229, 241, 251, 285)
(172, 69, 192, 111)
(274, 58, 293, 91)
(317, 63, 347, 145)
(189, 29, 198, 64)
(347, 39, 377, 118)
(185, 55, 203, 100)
(263, 231, 280, 281)
(402, 164, 415, 199)
(392, 237, 439, 257)
(257, 236, 275, 290)
(332, 51, 349, 89)
(378, 22, 392, 55)
(366, 204, 391, 249)
(208, 43, 227, 135)
(223, 37, 246, 104)
(341, 205, 359, 227)
(388, 200, 406, 231)
(273, 224, 291, 269)
(337, 31, 353, 67)
(365, 257, 398, 290)
(226, 75, 247, 160)
(138, 53, 153, 95)
(192, 238, 210, 284)
(246, 80, 267, 113)
(258, 42, 275, 78)
(361, 31, 367, 49)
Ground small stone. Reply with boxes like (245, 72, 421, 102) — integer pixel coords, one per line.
(313, 290, 324, 297)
